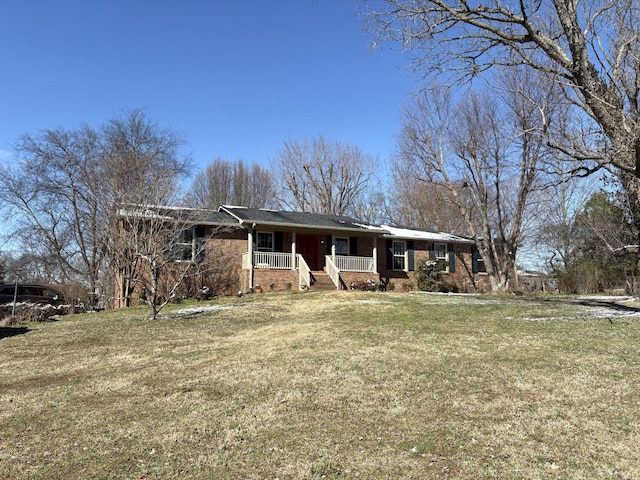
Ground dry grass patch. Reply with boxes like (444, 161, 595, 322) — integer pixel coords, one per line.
(1, 291, 639, 479)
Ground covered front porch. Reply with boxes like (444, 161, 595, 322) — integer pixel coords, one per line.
(241, 231, 379, 291)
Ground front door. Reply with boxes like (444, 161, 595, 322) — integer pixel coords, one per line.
(297, 234, 321, 270)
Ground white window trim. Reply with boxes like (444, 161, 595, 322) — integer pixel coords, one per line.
(171, 227, 196, 263)
(393, 240, 407, 272)
(434, 242, 450, 273)
(434, 243, 447, 259)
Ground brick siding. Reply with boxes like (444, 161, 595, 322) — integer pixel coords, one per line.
(117, 226, 494, 307)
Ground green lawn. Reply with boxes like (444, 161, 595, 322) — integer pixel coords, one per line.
(1, 292, 639, 479)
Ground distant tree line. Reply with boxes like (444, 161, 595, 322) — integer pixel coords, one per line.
(0, 106, 633, 302)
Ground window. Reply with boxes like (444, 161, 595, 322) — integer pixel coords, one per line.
(166, 228, 194, 262)
(166, 227, 205, 262)
(256, 232, 273, 251)
(434, 243, 447, 260)
(393, 240, 406, 270)
(335, 237, 349, 255)
(476, 254, 487, 273)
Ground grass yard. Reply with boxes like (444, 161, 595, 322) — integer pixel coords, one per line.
(1, 291, 639, 479)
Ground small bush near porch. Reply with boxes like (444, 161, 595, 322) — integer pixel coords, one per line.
(1, 292, 639, 479)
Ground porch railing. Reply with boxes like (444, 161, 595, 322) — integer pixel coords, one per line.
(252, 251, 293, 270)
(335, 255, 375, 272)
(242, 252, 375, 290)
(297, 255, 311, 290)
(325, 255, 341, 289)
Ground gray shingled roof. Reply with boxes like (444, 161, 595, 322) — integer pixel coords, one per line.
(219, 205, 388, 233)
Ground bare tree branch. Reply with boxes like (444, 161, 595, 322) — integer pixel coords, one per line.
(271, 135, 376, 216)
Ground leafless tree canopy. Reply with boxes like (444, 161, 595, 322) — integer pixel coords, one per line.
(115, 205, 224, 319)
(186, 158, 276, 209)
(531, 162, 601, 271)
(98, 109, 191, 208)
(0, 109, 192, 308)
(397, 71, 557, 290)
(364, 0, 640, 207)
(271, 135, 377, 216)
(0, 126, 104, 291)
(391, 147, 469, 233)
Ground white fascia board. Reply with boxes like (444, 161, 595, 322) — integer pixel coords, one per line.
(116, 207, 173, 221)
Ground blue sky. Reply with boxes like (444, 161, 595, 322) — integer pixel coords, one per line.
(0, 0, 419, 174)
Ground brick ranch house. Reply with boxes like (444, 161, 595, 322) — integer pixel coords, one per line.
(115, 205, 492, 306)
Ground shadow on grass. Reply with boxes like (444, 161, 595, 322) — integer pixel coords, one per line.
(526, 296, 640, 321)
(0, 326, 29, 339)
(575, 298, 640, 317)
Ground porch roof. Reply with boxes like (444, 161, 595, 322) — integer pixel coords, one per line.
(219, 205, 388, 234)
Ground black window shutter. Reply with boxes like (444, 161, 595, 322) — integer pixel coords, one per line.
(407, 240, 415, 271)
(448, 244, 456, 273)
(326, 235, 332, 254)
(386, 239, 393, 269)
(350, 237, 358, 256)
(274, 231, 283, 252)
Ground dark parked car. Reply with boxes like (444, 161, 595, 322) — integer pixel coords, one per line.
(0, 283, 65, 305)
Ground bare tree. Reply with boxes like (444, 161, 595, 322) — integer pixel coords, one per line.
(390, 165, 472, 234)
(349, 189, 390, 225)
(0, 252, 7, 282)
(97, 110, 193, 313)
(187, 158, 276, 209)
(0, 109, 192, 309)
(398, 73, 556, 291)
(271, 135, 377, 216)
(364, 0, 640, 226)
(0, 126, 104, 297)
(531, 163, 601, 272)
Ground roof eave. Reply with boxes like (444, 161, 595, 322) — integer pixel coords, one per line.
(241, 220, 387, 234)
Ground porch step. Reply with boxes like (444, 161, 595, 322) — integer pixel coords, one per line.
(310, 271, 338, 291)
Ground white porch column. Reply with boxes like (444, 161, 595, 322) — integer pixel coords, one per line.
(247, 228, 254, 288)
(331, 243, 336, 263)
(291, 231, 297, 270)
(372, 237, 378, 273)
